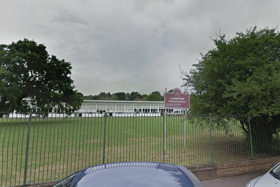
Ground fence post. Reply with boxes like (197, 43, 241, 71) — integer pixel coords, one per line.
(163, 108, 166, 163)
(183, 114, 186, 155)
(103, 112, 107, 164)
(248, 117, 254, 159)
(209, 114, 214, 164)
(23, 112, 32, 187)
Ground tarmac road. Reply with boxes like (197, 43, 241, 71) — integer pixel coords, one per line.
(201, 173, 264, 187)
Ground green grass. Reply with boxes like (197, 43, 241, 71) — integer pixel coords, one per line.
(0, 114, 274, 186)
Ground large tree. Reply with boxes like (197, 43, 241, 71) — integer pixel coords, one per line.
(146, 92, 163, 101)
(105, 92, 112, 99)
(185, 26, 280, 152)
(128, 91, 142, 101)
(113, 92, 126, 100)
(99, 92, 106, 99)
(0, 39, 83, 116)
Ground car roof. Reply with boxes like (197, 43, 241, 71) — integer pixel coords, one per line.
(71, 161, 195, 187)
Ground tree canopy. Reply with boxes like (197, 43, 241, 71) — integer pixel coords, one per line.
(128, 92, 142, 101)
(146, 92, 163, 101)
(0, 39, 83, 115)
(113, 92, 126, 100)
(186, 26, 280, 117)
(83, 91, 163, 101)
(185, 26, 280, 152)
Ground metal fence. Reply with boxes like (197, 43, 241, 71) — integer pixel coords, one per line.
(0, 112, 279, 186)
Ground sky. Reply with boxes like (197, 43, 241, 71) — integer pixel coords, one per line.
(1, 0, 279, 96)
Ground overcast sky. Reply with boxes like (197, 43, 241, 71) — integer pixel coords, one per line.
(1, 0, 279, 96)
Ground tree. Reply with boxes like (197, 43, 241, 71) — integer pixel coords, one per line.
(99, 92, 106, 99)
(0, 39, 83, 116)
(112, 95, 118, 100)
(105, 92, 112, 99)
(113, 92, 126, 100)
(142, 94, 148, 100)
(91, 95, 100, 100)
(184, 26, 280, 152)
(146, 92, 162, 101)
(152, 91, 161, 97)
(151, 91, 163, 100)
(128, 91, 142, 100)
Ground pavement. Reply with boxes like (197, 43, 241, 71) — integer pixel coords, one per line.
(201, 173, 264, 187)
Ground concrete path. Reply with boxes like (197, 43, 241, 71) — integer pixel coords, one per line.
(201, 173, 264, 187)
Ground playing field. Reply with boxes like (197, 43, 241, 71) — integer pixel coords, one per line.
(0, 114, 267, 186)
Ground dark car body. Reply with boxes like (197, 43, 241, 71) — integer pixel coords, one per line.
(52, 161, 203, 187)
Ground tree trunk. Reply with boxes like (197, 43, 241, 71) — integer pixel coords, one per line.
(248, 115, 280, 153)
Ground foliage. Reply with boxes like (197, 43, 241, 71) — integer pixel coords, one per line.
(146, 92, 163, 101)
(128, 91, 142, 100)
(83, 91, 163, 101)
(91, 95, 100, 100)
(142, 94, 148, 99)
(112, 95, 118, 100)
(152, 91, 162, 97)
(184, 26, 280, 152)
(185, 26, 280, 117)
(113, 92, 126, 100)
(187, 115, 239, 137)
(83, 90, 166, 101)
(105, 92, 112, 98)
(0, 39, 83, 116)
(99, 92, 106, 98)
(83, 95, 100, 100)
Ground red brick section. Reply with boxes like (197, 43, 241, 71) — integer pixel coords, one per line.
(186, 157, 280, 181)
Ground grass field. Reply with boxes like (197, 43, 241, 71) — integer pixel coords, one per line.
(0, 113, 275, 186)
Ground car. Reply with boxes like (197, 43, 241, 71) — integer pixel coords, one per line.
(52, 161, 203, 187)
(246, 162, 280, 187)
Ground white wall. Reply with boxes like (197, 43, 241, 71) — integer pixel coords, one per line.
(78, 100, 165, 113)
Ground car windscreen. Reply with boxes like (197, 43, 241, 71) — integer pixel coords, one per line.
(270, 164, 280, 180)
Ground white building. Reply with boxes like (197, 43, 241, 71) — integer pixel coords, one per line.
(6, 99, 185, 118)
(23, 98, 185, 114)
(79, 100, 167, 114)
